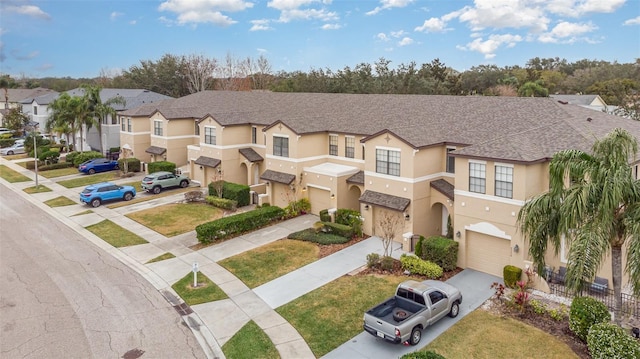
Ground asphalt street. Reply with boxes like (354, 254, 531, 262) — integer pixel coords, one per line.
(0, 184, 206, 359)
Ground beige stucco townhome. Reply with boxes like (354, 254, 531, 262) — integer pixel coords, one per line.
(119, 91, 640, 285)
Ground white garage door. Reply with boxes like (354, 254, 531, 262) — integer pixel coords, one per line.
(466, 232, 512, 277)
(309, 187, 331, 215)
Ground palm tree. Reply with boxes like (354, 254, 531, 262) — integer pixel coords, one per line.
(518, 128, 640, 322)
(68, 95, 91, 152)
(81, 85, 126, 154)
(47, 93, 77, 150)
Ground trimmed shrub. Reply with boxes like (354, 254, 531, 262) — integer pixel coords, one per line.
(184, 191, 205, 202)
(587, 322, 640, 359)
(147, 161, 176, 174)
(38, 150, 60, 164)
(366, 253, 380, 268)
(207, 181, 251, 207)
(0, 138, 16, 148)
(71, 151, 103, 166)
(319, 209, 331, 222)
(415, 235, 425, 258)
(196, 205, 285, 244)
(205, 195, 237, 210)
(400, 254, 443, 279)
(381, 256, 395, 271)
(335, 208, 363, 236)
(288, 228, 350, 245)
(400, 351, 446, 359)
(284, 197, 311, 217)
(319, 221, 354, 238)
(420, 236, 459, 271)
(569, 296, 611, 341)
(118, 157, 141, 172)
(503, 265, 522, 288)
(39, 162, 75, 171)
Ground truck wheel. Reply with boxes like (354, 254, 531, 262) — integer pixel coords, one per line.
(448, 301, 460, 318)
(409, 327, 422, 345)
(152, 186, 161, 194)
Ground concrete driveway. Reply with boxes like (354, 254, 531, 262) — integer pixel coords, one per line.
(322, 269, 500, 359)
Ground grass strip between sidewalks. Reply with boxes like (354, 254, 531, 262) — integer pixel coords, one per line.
(222, 320, 280, 359)
(44, 196, 77, 207)
(0, 164, 30, 182)
(171, 272, 227, 306)
(146, 252, 176, 264)
(85, 219, 148, 247)
(218, 239, 319, 288)
(57, 172, 119, 188)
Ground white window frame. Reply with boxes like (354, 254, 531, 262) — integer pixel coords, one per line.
(127, 118, 132, 132)
(446, 147, 456, 173)
(329, 134, 338, 156)
(204, 126, 216, 145)
(376, 148, 400, 176)
(273, 135, 289, 157)
(345, 136, 355, 158)
(153, 120, 162, 136)
(469, 160, 486, 194)
(495, 163, 513, 199)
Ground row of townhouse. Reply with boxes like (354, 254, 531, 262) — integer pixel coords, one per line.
(118, 91, 640, 284)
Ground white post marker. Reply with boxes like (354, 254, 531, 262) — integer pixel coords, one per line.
(192, 262, 199, 287)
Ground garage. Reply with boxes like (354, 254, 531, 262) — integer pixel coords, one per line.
(466, 232, 512, 277)
(308, 187, 332, 215)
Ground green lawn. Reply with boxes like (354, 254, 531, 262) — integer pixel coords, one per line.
(38, 166, 79, 178)
(146, 252, 176, 264)
(171, 272, 228, 306)
(85, 219, 148, 247)
(44, 196, 77, 207)
(423, 309, 578, 359)
(277, 274, 416, 357)
(222, 320, 279, 359)
(126, 203, 223, 237)
(23, 185, 52, 193)
(56, 172, 120, 188)
(0, 165, 30, 182)
(218, 239, 319, 288)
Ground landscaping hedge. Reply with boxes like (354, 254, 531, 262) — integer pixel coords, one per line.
(569, 296, 611, 341)
(288, 228, 350, 245)
(400, 254, 443, 279)
(587, 322, 640, 359)
(196, 205, 285, 244)
(205, 195, 237, 210)
(318, 221, 354, 238)
(118, 157, 141, 172)
(39, 162, 75, 171)
(419, 235, 459, 271)
(207, 181, 250, 207)
(147, 160, 175, 174)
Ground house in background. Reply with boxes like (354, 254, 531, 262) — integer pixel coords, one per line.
(0, 87, 56, 128)
(550, 94, 610, 113)
(21, 88, 171, 152)
(119, 91, 640, 287)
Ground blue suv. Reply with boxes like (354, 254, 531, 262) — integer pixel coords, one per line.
(80, 182, 136, 207)
(78, 158, 119, 174)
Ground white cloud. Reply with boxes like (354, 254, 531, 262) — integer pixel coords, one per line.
(457, 0, 549, 33)
(158, 0, 253, 26)
(366, 0, 414, 16)
(4, 4, 51, 20)
(321, 23, 341, 30)
(414, 17, 449, 33)
(624, 16, 640, 26)
(376, 33, 389, 41)
(390, 30, 407, 38)
(460, 33, 523, 59)
(277, 8, 338, 23)
(110, 12, 123, 21)
(398, 37, 414, 46)
(257, 48, 268, 53)
(129, 20, 137, 25)
(268, 0, 318, 10)
(537, 21, 596, 43)
(250, 19, 272, 31)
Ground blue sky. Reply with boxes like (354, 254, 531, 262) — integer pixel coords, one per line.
(1, 0, 639, 79)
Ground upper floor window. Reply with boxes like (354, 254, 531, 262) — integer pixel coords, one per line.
(495, 164, 513, 198)
(273, 136, 289, 157)
(33, 106, 38, 115)
(121, 118, 125, 131)
(635, 164, 639, 180)
(446, 147, 456, 173)
(252, 127, 257, 144)
(329, 134, 338, 156)
(376, 148, 400, 176)
(469, 162, 486, 194)
(154, 120, 162, 136)
(127, 119, 132, 132)
(194, 122, 200, 136)
(345, 136, 355, 158)
(205, 126, 216, 145)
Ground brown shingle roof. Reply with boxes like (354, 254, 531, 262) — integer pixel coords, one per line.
(194, 156, 221, 168)
(360, 190, 410, 212)
(430, 179, 454, 200)
(260, 170, 296, 185)
(239, 148, 263, 162)
(346, 171, 364, 185)
(145, 146, 166, 155)
(123, 91, 640, 164)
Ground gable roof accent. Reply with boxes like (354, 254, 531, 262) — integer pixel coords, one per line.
(145, 146, 166, 155)
(346, 171, 364, 185)
(360, 190, 410, 212)
(430, 179, 454, 200)
(194, 156, 221, 168)
(260, 170, 296, 185)
(239, 148, 264, 162)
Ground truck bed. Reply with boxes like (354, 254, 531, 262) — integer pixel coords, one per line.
(366, 296, 424, 323)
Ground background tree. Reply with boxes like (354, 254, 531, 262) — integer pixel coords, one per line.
(377, 210, 402, 257)
(182, 54, 217, 93)
(518, 81, 549, 97)
(3, 107, 29, 135)
(517, 128, 640, 322)
(122, 53, 188, 97)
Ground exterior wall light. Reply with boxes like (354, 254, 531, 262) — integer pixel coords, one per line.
(455, 231, 461, 238)
(364, 204, 369, 210)
(513, 244, 520, 253)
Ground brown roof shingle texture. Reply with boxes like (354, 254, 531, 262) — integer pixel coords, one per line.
(145, 146, 166, 155)
(430, 179, 455, 200)
(360, 190, 411, 212)
(346, 171, 364, 185)
(123, 91, 640, 163)
(239, 148, 264, 162)
(194, 156, 221, 168)
(260, 170, 296, 185)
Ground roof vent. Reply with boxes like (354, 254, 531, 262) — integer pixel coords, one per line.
(558, 100, 568, 105)
(587, 117, 593, 122)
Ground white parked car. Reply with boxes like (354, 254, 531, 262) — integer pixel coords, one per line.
(0, 127, 13, 136)
(1, 143, 26, 155)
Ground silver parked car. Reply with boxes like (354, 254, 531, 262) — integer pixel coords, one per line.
(1, 143, 26, 155)
(141, 171, 190, 194)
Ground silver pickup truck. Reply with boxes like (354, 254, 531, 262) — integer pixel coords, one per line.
(363, 279, 462, 346)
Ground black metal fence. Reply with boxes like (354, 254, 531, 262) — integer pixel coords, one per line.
(545, 269, 640, 319)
